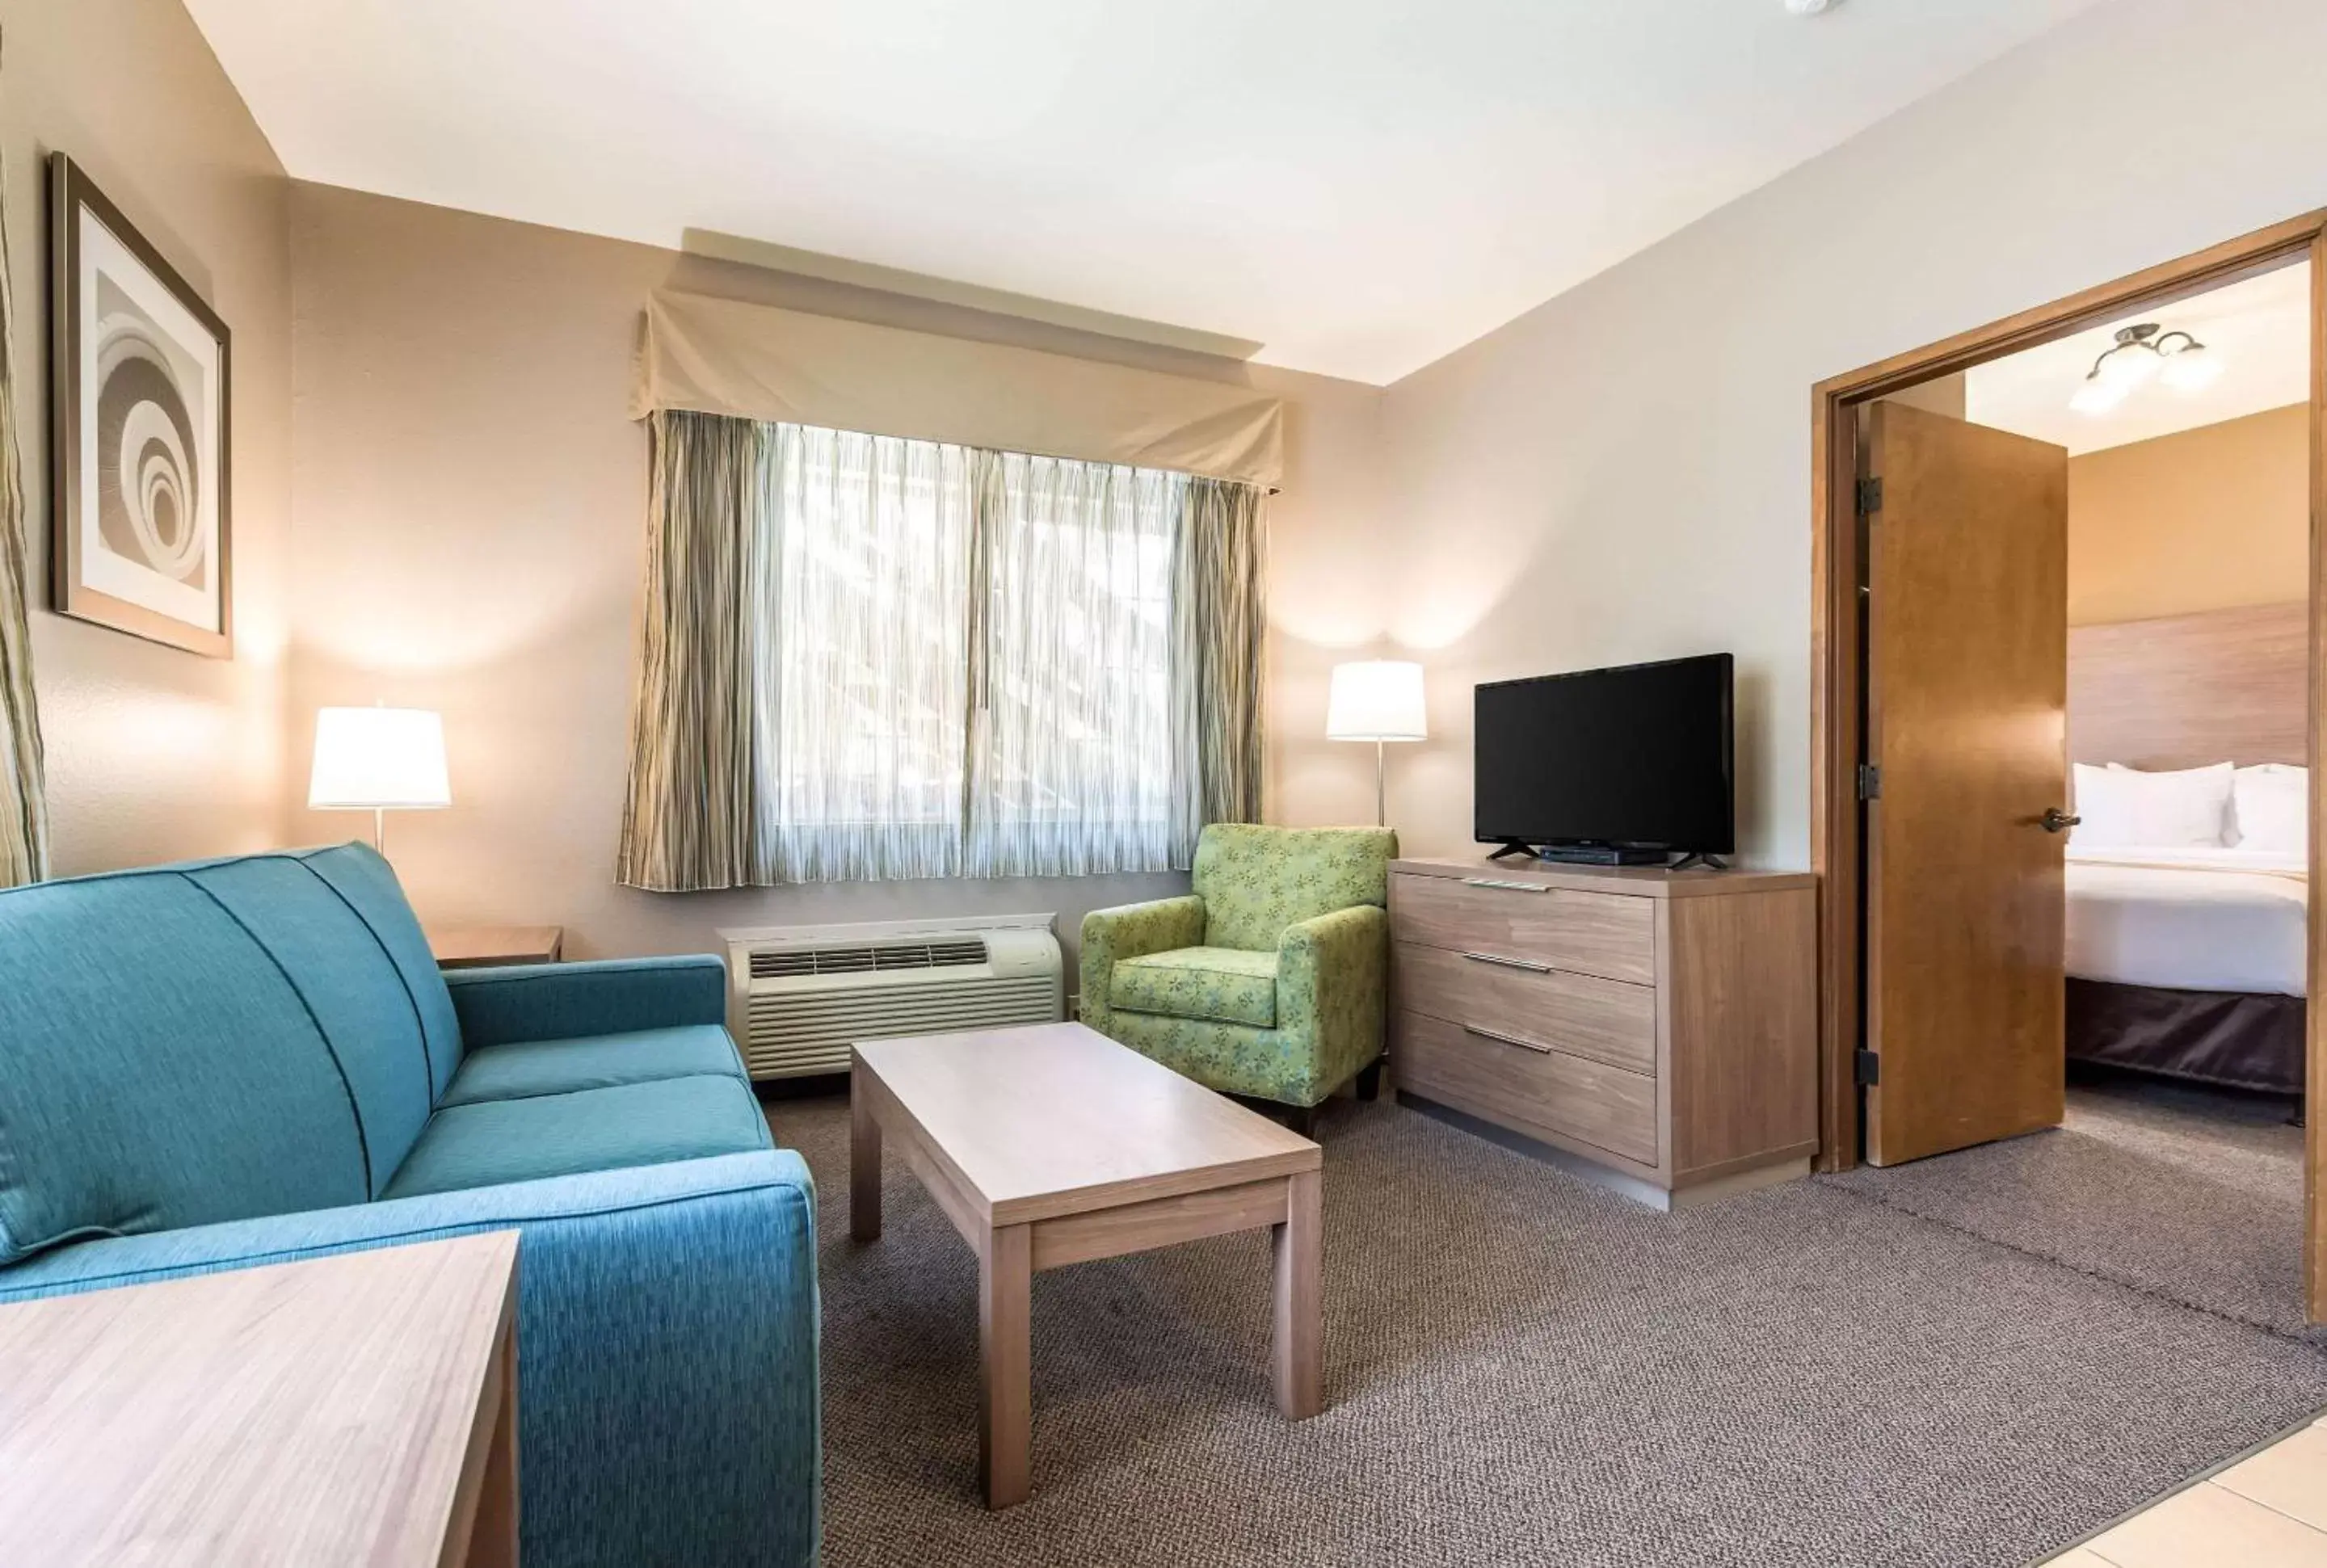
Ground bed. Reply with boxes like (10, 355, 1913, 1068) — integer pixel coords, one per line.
(2064, 600, 2310, 1096)
(2065, 846, 2306, 1093)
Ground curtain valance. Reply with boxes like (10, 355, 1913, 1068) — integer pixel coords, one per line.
(629, 289, 1285, 489)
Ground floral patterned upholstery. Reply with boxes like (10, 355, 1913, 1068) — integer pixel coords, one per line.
(1193, 823, 1395, 952)
(1111, 946, 1280, 1028)
(1080, 826, 1395, 1108)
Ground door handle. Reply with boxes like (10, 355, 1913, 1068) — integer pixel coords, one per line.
(2039, 807, 2081, 834)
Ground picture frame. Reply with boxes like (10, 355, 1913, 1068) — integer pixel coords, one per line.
(48, 153, 233, 658)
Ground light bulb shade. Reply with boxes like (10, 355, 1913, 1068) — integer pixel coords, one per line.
(2093, 346, 2158, 390)
(2158, 345, 2223, 391)
(1326, 660, 1427, 742)
(309, 707, 452, 811)
(2068, 376, 2129, 415)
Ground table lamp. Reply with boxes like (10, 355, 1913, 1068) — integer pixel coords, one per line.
(1326, 660, 1426, 827)
(308, 705, 451, 854)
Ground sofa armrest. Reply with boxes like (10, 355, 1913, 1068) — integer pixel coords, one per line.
(1277, 903, 1390, 1102)
(0, 1151, 820, 1568)
(1079, 894, 1207, 1033)
(445, 953, 726, 1047)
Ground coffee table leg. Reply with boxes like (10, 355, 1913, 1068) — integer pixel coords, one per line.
(979, 1223, 1032, 1509)
(850, 1074, 882, 1243)
(1272, 1169, 1323, 1419)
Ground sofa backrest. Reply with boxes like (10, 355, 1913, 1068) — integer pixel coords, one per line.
(0, 843, 461, 1264)
(1191, 824, 1397, 952)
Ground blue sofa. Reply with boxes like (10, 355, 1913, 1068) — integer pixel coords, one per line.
(0, 843, 818, 1567)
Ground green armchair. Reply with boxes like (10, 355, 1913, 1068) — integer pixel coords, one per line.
(1080, 824, 1396, 1125)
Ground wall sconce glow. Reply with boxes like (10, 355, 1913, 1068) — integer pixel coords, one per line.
(2069, 322, 2217, 414)
(1328, 660, 1427, 828)
(309, 705, 452, 854)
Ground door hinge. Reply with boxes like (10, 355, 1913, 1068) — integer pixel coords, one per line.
(1854, 1049, 1882, 1087)
(1856, 763, 1881, 801)
(1856, 477, 1883, 515)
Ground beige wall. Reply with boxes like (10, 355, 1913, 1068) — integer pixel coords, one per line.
(2068, 404, 2308, 626)
(5, 0, 293, 874)
(285, 184, 1385, 962)
(1354, 0, 2327, 868)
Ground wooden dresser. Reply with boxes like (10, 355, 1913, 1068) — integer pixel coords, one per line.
(1388, 858, 1818, 1208)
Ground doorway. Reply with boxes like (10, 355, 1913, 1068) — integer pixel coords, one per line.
(1808, 213, 2327, 1321)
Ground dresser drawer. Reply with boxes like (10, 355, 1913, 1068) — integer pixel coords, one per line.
(1393, 1011, 1657, 1166)
(1388, 872, 1655, 985)
(1393, 940, 1656, 1074)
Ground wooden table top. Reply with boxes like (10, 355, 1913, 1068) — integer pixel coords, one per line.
(853, 1021, 1319, 1228)
(0, 1233, 520, 1566)
(427, 923, 565, 968)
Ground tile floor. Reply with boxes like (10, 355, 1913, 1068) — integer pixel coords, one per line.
(2044, 1410, 2327, 1566)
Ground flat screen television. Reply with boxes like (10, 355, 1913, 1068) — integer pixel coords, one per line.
(1474, 653, 1734, 863)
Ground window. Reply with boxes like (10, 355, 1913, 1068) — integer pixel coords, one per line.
(618, 412, 1262, 891)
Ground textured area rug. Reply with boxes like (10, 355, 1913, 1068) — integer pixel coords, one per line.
(1828, 1076, 2315, 1342)
(768, 1087, 2327, 1568)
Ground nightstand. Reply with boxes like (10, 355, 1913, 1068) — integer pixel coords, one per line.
(427, 925, 565, 969)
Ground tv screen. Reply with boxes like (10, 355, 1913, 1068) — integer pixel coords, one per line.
(1474, 654, 1734, 854)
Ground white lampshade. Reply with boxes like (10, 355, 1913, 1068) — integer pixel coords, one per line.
(309, 707, 452, 811)
(1326, 661, 1427, 742)
(2159, 344, 2224, 392)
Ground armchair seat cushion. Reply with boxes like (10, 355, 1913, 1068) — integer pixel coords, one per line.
(382, 1074, 772, 1200)
(1110, 946, 1280, 1028)
(439, 1025, 749, 1108)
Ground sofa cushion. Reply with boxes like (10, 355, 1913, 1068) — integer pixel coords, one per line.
(0, 866, 371, 1262)
(293, 843, 465, 1097)
(439, 1025, 748, 1108)
(183, 854, 440, 1193)
(1192, 824, 1395, 952)
(382, 1075, 773, 1200)
(1110, 946, 1280, 1028)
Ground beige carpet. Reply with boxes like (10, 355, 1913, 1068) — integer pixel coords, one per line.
(768, 1087, 2327, 1567)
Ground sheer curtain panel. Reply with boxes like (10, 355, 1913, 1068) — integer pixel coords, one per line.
(618, 414, 1264, 891)
(0, 87, 47, 888)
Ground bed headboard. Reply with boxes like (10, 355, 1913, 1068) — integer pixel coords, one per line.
(2067, 600, 2308, 771)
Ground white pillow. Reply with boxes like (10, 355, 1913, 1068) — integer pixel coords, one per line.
(2229, 764, 2308, 855)
(2072, 762, 2234, 848)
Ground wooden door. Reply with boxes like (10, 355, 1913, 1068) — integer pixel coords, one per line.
(1862, 401, 2070, 1167)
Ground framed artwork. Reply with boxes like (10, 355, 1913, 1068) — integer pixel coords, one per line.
(49, 153, 232, 658)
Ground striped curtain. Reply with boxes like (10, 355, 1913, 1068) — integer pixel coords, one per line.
(0, 94, 48, 889)
(1171, 477, 1265, 862)
(617, 413, 1264, 891)
(616, 411, 766, 892)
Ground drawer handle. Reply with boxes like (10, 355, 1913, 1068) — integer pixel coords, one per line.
(1460, 950, 1552, 973)
(1462, 1024, 1555, 1055)
(1462, 877, 1549, 893)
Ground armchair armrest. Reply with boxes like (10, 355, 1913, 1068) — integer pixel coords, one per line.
(445, 953, 726, 1047)
(1277, 903, 1390, 1102)
(1079, 894, 1206, 1032)
(0, 1151, 820, 1568)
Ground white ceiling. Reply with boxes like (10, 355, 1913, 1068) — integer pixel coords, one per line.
(187, 0, 2110, 385)
(1965, 263, 2311, 456)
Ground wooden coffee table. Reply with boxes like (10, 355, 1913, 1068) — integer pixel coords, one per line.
(0, 1234, 519, 1565)
(849, 1020, 1324, 1508)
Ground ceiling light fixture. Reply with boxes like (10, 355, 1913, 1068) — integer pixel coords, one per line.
(2068, 322, 2217, 415)
(1783, 0, 1840, 13)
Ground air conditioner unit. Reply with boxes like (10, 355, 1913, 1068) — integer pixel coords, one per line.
(719, 913, 1063, 1081)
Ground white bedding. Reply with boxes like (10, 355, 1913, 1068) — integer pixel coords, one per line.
(2065, 846, 2308, 998)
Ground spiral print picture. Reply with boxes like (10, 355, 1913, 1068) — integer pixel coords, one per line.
(50, 154, 233, 658)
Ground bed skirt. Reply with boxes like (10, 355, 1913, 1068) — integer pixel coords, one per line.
(2066, 978, 2305, 1095)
